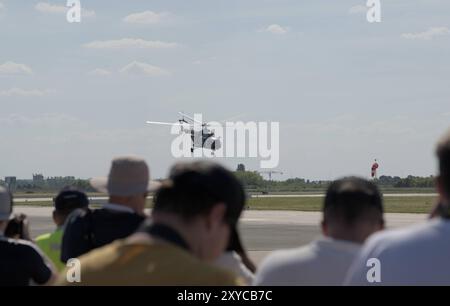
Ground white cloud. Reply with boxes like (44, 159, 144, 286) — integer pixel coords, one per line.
(0, 113, 86, 129)
(35, 2, 95, 18)
(263, 24, 289, 35)
(0, 61, 33, 76)
(88, 68, 112, 76)
(349, 5, 368, 14)
(83, 38, 179, 50)
(119, 61, 170, 77)
(0, 88, 54, 97)
(402, 27, 450, 40)
(0, 2, 4, 10)
(123, 11, 173, 25)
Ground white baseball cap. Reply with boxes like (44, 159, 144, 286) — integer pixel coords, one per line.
(90, 156, 160, 197)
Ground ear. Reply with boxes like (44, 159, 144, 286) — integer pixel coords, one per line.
(379, 218, 386, 230)
(52, 210, 58, 223)
(205, 203, 227, 230)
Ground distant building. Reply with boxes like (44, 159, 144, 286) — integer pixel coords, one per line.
(5, 177, 17, 193)
(33, 174, 44, 182)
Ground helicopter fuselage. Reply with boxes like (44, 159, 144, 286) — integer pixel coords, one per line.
(189, 129, 221, 151)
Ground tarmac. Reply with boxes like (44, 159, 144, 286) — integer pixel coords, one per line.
(14, 206, 428, 265)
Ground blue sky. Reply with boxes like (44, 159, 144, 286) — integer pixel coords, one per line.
(0, 0, 449, 180)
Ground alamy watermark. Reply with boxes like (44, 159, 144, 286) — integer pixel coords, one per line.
(366, 0, 382, 23)
(168, 114, 280, 169)
(66, 258, 81, 283)
(65, 1, 381, 24)
(66, 0, 82, 23)
(366, 257, 381, 283)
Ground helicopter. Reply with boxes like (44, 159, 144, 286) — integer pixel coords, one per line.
(146, 112, 222, 155)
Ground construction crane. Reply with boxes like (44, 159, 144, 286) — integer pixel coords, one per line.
(259, 170, 283, 181)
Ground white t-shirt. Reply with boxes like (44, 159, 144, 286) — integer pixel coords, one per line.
(253, 237, 361, 286)
(215, 251, 254, 285)
(345, 218, 450, 286)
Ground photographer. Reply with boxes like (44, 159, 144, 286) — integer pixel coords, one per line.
(0, 187, 57, 286)
(36, 189, 90, 271)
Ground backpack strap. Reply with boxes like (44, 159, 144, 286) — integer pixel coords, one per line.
(82, 208, 96, 250)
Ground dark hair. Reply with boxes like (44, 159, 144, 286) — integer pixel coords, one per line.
(53, 188, 89, 216)
(153, 161, 246, 227)
(437, 130, 450, 197)
(226, 227, 256, 273)
(226, 227, 244, 253)
(324, 177, 383, 226)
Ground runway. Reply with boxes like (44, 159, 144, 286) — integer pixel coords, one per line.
(12, 193, 438, 203)
(14, 206, 428, 265)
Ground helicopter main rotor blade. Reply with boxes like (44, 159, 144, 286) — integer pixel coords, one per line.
(146, 121, 192, 127)
(178, 112, 204, 125)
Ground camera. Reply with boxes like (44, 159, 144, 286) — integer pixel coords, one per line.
(4, 214, 30, 240)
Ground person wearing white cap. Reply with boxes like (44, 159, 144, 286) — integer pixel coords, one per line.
(60, 156, 159, 263)
(0, 187, 57, 286)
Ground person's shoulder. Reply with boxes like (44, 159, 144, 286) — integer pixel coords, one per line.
(56, 240, 123, 285)
(1, 238, 44, 255)
(254, 244, 315, 284)
(92, 208, 145, 222)
(35, 233, 52, 250)
(216, 252, 251, 276)
(191, 259, 244, 286)
(79, 239, 122, 265)
(65, 208, 91, 225)
(57, 241, 242, 286)
(260, 244, 314, 270)
(35, 233, 52, 243)
(156, 244, 242, 285)
(345, 220, 450, 285)
(351, 219, 447, 266)
(365, 219, 444, 252)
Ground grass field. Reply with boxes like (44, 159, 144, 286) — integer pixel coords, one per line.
(247, 196, 438, 214)
(15, 195, 438, 214)
(247, 188, 436, 195)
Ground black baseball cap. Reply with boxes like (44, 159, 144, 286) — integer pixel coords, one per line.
(53, 189, 89, 212)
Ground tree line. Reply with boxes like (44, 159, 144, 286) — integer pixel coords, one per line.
(233, 164, 435, 192)
(1, 166, 435, 194)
